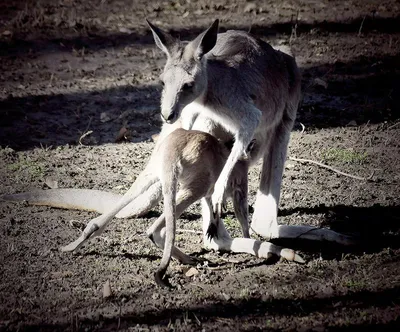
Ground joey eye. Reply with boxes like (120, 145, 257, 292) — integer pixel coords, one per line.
(159, 80, 165, 87)
(182, 82, 194, 92)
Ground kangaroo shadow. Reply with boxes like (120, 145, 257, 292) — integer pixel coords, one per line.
(271, 204, 400, 258)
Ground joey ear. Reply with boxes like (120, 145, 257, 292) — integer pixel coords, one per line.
(146, 19, 175, 56)
(190, 19, 219, 60)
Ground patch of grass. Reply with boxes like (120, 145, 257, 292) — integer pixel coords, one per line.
(238, 287, 250, 299)
(223, 214, 242, 237)
(344, 279, 366, 290)
(7, 156, 45, 179)
(223, 215, 236, 228)
(322, 148, 368, 164)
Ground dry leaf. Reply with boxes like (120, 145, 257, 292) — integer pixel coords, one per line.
(115, 127, 131, 143)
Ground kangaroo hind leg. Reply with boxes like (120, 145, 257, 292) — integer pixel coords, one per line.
(150, 183, 208, 287)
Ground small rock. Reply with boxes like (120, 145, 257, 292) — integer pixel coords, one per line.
(244, 3, 257, 13)
(44, 177, 59, 189)
(100, 112, 111, 123)
(346, 120, 357, 127)
(185, 267, 199, 277)
(2, 30, 12, 36)
(285, 162, 295, 169)
(314, 78, 328, 89)
(221, 292, 231, 301)
(102, 280, 112, 298)
(119, 27, 132, 34)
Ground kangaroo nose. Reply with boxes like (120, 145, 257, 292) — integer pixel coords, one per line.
(161, 110, 176, 123)
(167, 111, 176, 122)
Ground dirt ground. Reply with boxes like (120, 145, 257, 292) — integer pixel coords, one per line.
(0, 0, 400, 330)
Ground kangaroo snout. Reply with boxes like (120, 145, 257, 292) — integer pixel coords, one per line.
(161, 108, 178, 124)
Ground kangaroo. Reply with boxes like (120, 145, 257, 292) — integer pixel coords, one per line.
(150, 128, 253, 286)
(146, 19, 318, 245)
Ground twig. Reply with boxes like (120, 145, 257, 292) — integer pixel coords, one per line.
(177, 229, 202, 235)
(193, 312, 201, 326)
(358, 15, 366, 36)
(387, 121, 400, 130)
(300, 122, 305, 134)
(79, 130, 93, 145)
(78, 116, 93, 145)
(117, 306, 121, 330)
(289, 157, 367, 181)
(48, 73, 54, 87)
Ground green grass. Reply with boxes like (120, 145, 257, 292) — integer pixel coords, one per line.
(223, 215, 236, 228)
(344, 280, 366, 290)
(322, 148, 368, 164)
(7, 156, 45, 179)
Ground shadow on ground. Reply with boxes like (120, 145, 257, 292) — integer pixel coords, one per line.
(12, 286, 400, 331)
(273, 204, 400, 257)
(1, 52, 399, 150)
(2, 15, 400, 57)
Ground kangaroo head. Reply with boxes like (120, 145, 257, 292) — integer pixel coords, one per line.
(147, 19, 219, 123)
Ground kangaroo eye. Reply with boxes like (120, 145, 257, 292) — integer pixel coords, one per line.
(182, 82, 194, 91)
(159, 80, 165, 87)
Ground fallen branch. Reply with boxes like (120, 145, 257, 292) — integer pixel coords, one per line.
(289, 157, 367, 181)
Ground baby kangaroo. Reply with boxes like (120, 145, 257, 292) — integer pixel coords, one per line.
(150, 128, 251, 286)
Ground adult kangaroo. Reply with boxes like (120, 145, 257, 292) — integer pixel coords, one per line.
(147, 19, 302, 243)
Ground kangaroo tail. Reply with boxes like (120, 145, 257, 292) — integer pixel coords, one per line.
(1, 189, 123, 214)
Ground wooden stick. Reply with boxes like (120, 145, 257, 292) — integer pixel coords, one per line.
(289, 157, 367, 181)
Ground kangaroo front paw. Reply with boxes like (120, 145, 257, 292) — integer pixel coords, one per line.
(206, 222, 219, 240)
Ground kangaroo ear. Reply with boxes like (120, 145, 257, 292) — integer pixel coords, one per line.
(146, 19, 175, 56)
(190, 19, 219, 60)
